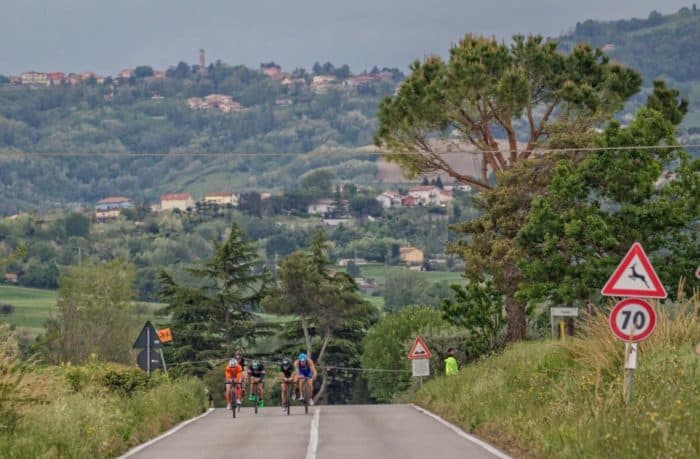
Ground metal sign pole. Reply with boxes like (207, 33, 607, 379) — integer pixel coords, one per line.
(623, 326, 637, 405)
(147, 326, 151, 378)
(159, 348, 168, 376)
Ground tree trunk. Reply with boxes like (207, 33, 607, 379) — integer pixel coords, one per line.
(313, 330, 332, 404)
(505, 295, 527, 342)
(300, 317, 312, 359)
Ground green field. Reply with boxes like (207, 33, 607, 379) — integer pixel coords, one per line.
(0, 285, 167, 336)
(0, 284, 58, 334)
(341, 264, 466, 285)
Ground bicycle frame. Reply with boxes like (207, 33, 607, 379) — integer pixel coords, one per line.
(226, 380, 243, 419)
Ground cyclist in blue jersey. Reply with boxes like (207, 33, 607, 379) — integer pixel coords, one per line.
(295, 353, 317, 406)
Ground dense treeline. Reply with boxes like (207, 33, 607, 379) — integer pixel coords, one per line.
(560, 6, 700, 85)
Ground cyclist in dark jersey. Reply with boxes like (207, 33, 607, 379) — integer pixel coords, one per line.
(234, 349, 248, 397)
(248, 359, 266, 407)
(279, 358, 296, 412)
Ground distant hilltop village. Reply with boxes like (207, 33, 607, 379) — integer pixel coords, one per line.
(5, 51, 403, 114)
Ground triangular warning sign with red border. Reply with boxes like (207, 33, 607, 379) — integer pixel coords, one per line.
(601, 242, 667, 299)
(408, 337, 432, 359)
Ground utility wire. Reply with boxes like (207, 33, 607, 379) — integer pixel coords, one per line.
(162, 357, 411, 373)
(0, 143, 698, 158)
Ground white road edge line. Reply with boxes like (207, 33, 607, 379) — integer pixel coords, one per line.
(411, 404, 513, 459)
(117, 408, 215, 458)
(305, 407, 321, 459)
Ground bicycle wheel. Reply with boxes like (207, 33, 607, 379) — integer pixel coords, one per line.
(231, 386, 236, 419)
(304, 380, 309, 415)
(253, 383, 258, 415)
(286, 383, 291, 416)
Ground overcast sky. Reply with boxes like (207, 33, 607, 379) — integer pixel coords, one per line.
(0, 1, 691, 76)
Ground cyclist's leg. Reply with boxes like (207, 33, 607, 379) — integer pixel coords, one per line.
(281, 381, 287, 405)
(225, 382, 232, 408)
(235, 378, 242, 404)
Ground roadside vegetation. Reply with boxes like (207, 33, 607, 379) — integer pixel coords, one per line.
(0, 325, 207, 458)
(412, 293, 700, 459)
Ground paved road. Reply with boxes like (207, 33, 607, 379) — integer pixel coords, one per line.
(125, 404, 508, 459)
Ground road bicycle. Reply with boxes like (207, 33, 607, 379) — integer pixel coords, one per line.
(281, 378, 295, 416)
(250, 378, 263, 414)
(227, 380, 243, 419)
(298, 376, 313, 415)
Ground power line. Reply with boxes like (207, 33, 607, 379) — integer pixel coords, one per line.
(0, 143, 698, 158)
(164, 357, 410, 373)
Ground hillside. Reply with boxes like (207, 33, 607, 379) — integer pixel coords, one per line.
(3, 8, 700, 213)
(0, 62, 400, 214)
(559, 5, 700, 134)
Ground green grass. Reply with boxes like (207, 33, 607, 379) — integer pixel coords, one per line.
(0, 361, 208, 458)
(0, 285, 168, 336)
(412, 299, 700, 459)
(0, 285, 58, 334)
(341, 264, 466, 285)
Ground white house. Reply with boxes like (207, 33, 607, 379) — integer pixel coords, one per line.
(407, 186, 453, 207)
(307, 199, 335, 215)
(376, 191, 402, 209)
(407, 186, 437, 206)
(202, 192, 238, 206)
(161, 193, 194, 211)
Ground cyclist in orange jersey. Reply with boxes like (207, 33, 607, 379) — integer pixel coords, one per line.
(225, 358, 243, 410)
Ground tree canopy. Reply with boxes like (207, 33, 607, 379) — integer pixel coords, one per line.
(374, 34, 642, 190)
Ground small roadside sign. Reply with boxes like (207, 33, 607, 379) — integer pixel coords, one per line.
(157, 328, 173, 343)
(408, 337, 432, 359)
(601, 242, 667, 299)
(411, 359, 430, 377)
(624, 343, 638, 370)
(609, 298, 657, 342)
(550, 307, 579, 317)
(137, 349, 163, 371)
(132, 321, 162, 350)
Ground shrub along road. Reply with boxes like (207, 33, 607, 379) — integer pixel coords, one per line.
(124, 404, 509, 459)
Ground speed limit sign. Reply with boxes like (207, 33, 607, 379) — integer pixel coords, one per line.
(609, 298, 657, 342)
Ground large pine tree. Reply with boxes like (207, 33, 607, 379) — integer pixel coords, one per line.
(159, 223, 271, 376)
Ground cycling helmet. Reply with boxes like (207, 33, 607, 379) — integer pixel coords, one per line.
(251, 360, 261, 370)
(234, 350, 243, 359)
(229, 358, 238, 367)
(281, 358, 291, 368)
(298, 353, 307, 362)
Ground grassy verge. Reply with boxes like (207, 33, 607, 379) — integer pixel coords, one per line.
(412, 297, 700, 459)
(0, 359, 208, 458)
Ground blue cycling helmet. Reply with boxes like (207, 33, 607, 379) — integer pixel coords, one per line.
(298, 353, 307, 362)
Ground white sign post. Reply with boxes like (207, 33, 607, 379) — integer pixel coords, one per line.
(411, 359, 430, 377)
(408, 337, 433, 386)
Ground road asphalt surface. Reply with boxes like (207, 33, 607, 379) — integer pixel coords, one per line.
(125, 404, 509, 459)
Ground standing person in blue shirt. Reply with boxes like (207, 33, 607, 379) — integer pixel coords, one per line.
(295, 353, 317, 405)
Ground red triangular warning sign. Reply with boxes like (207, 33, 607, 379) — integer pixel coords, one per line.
(408, 337, 432, 359)
(601, 242, 667, 299)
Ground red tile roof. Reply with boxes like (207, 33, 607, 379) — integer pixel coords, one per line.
(161, 193, 192, 201)
(408, 186, 435, 192)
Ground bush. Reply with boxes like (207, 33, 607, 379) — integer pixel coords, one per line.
(0, 304, 14, 315)
(361, 307, 449, 402)
(0, 362, 207, 458)
(413, 294, 700, 459)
